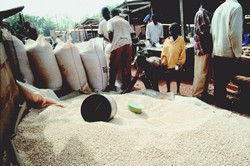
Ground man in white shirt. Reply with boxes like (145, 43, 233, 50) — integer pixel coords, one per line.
(98, 7, 110, 43)
(106, 8, 133, 91)
(146, 14, 164, 47)
(211, 0, 243, 109)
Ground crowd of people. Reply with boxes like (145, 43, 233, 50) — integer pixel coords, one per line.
(98, 0, 243, 111)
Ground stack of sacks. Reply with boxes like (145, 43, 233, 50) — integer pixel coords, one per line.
(54, 39, 90, 92)
(1, 29, 34, 85)
(25, 35, 63, 90)
(76, 37, 108, 91)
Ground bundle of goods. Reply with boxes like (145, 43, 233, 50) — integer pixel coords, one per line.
(76, 37, 108, 91)
(25, 36, 63, 90)
(2, 29, 34, 84)
(54, 39, 90, 92)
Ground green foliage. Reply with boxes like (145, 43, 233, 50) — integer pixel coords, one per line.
(56, 15, 75, 31)
(42, 17, 56, 36)
(5, 13, 57, 37)
(4, 3, 119, 37)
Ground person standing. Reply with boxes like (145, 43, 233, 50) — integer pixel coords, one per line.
(106, 8, 133, 91)
(146, 14, 164, 47)
(192, 0, 213, 101)
(98, 7, 110, 43)
(211, 0, 243, 109)
(161, 22, 186, 95)
(24, 21, 38, 40)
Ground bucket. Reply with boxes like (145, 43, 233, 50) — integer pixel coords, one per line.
(81, 94, 117, 122)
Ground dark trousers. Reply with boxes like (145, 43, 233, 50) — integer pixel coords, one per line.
(141, 70, 160, 92)
(165, 68, 182, 93)
(213, 56, 238, 105)
(109, 44, 132, 90)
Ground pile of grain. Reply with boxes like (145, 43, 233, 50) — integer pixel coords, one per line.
(13, 93, 250, 165)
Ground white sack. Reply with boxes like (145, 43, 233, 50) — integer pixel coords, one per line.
(104, 42, 111, 66)
(2, 29, 34, 84)
(25, 35, 63, 90)
(54, 39, 88, 91)
(76, 37, 108, 91)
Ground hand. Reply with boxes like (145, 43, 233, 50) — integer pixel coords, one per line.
(148, 39, 155, 47)
(121, 88, 130, 94)
(160, 63, 166, 67)
(178, 64, 183, 70)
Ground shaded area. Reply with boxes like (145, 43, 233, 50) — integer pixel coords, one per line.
(117, 0, 151, 25)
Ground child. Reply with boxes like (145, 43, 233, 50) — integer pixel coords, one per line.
(161, 22, 186, 94)
(122, 54, 162, 93)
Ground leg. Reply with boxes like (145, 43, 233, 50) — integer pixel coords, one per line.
(165, 69, 173, 92)
(166, 80, 171, 92)
(121, 45, 132, 90)
(192, 54, 210, 97)
(213, 56, 236, 107)
(141, 71, 152, 89)
(108, 50, 118, 90)
(151, 71, 159, 91)
(152, 79, 159, 92)
(176, 70, 181, 94)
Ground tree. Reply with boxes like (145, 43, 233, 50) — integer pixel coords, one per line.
(4, 4, 117, 38)
(56, 15, 75, 31)
(5, 13, 57, 37)
(41, 17, 56, 36)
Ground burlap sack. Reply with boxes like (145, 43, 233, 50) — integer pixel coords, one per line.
(54, 39, 89, 91)
(25, 35, 62, 90)
(76, 37, 108, 91)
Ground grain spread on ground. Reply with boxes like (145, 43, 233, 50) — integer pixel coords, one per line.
(13, 93, 250, 165)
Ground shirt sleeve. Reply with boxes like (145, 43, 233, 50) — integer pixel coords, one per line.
(98, 22, 103, 35)
(177, 39, 186, 65)
(146, 24, 150, 40)
(107, 21, 113, 32)
(160, 41, 168, 66)
(129, 24, 133, 33)
(230, 6, 243, 58)
(196, 16, 203, 36)
(160, 24, 164, 38)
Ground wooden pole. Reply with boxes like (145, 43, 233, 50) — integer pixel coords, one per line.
(179, 0, 185, 38)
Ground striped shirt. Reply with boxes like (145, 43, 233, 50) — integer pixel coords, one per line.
(193, 7, 212, 56)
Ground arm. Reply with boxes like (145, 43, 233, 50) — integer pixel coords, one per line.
(107, 20, 113, 43)
(122, 68, 142, 93)
(159, 24, 164, 44)
(159, 37, 164, 44)
(98, 33, 104, 38)
(195, 14, 208, 36)
(160, 42, 168, 67)
(145, 24, 150, 40)
(108, 31, 113, 43)
(196, 13, 213, 53)
(99, 34, 110, 42)
(146, 24, 154, 45)
(177, 39, 186, 69)
(230, 6, 243, 58)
